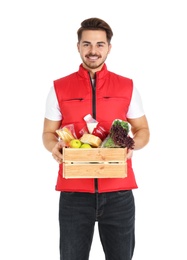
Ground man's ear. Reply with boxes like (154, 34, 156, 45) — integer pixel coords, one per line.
(108, 44, 112, 54)
(77, 42, 80, 53)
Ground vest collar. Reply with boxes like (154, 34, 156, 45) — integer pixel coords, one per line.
(78, 63, 108, 79)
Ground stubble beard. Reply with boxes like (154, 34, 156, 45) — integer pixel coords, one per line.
(83, 61, 105, 70)
(82, 55, 107, 70)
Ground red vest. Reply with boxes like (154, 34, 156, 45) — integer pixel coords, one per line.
(54, 64, 138, 193)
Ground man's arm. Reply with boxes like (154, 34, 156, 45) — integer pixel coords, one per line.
(127, 115, 150, 150)
(42, 118, 63, 163)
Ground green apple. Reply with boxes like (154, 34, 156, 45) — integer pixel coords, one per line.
(69, 139, 82, 148)
(80, 143, 92, 148)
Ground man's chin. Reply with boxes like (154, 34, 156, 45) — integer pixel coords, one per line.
(83, 61, 104, 70)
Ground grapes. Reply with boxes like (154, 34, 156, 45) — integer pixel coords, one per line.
(110, 124, 135, 149)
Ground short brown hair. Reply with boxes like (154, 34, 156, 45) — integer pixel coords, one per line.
(77, 17, 113, 44)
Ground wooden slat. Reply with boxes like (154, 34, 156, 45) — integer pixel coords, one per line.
(63, 147, 127, 162)
(63, 163, 127, 178)
(62, 147, 127, 179)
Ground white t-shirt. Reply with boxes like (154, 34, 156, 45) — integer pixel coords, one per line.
(44, 85, 145, 121)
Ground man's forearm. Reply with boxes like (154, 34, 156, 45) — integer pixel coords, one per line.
(133, 128, 150, 150)
(42, 133, 59, 153)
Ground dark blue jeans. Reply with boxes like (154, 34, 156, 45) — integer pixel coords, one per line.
(59, 190, 135, 260)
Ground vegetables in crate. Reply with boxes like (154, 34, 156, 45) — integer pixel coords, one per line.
(102, 119, 135, 149)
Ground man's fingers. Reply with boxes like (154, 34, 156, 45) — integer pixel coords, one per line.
(127, 149, 133, 159)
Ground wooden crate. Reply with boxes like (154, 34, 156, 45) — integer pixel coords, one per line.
(62, 147, 127, 179)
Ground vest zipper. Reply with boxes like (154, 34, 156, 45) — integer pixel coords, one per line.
(89, 73, 98, 192)
(94, 179, 98, 193)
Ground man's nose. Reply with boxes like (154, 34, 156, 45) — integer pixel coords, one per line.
(89, 45, 97, 54)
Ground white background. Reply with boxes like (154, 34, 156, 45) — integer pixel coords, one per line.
(0, 0, 187, 259)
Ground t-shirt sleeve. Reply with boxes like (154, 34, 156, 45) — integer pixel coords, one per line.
(44, 86, 62, 121)
(126, 86, 145, 119)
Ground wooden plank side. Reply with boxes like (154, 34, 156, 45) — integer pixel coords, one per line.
(63, 163, 127, 178)
(63, 147, 127, 162)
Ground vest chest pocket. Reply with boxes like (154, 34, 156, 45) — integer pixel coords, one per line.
(97, 97, 129, 120)
(60, 99, 91, 131)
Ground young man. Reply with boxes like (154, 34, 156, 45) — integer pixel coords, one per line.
(42, 17, 150, 260)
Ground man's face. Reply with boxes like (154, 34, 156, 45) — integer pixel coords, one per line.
(77, 30, 112, 73)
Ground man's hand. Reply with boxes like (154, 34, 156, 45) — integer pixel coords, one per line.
(52, 141, 64, 164)
(127, 149, 133, 159)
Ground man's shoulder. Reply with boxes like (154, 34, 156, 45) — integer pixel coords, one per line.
(54, 71, 77, 83)
(108, 70, 133, 82)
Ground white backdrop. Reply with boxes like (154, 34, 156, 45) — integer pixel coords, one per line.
(0, 0, 187, 259)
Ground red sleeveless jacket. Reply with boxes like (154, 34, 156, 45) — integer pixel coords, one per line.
(54, 64, 138, 193)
